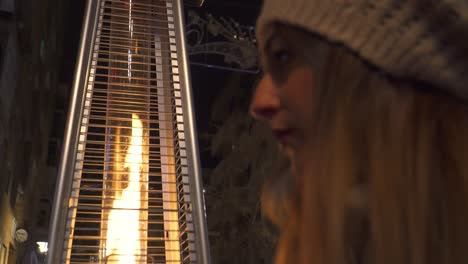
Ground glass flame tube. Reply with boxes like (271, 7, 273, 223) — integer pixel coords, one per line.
(102, 114, 149, 263)
(100, 1, 150, 262)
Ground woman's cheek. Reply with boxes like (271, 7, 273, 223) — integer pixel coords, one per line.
(283, 66, 316, 129)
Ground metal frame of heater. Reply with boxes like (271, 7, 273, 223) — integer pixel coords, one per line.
(46, 0, 210, 263)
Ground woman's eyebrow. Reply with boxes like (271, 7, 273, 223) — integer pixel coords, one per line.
(257, 34, 273, 72)
(258, 35, 275, 71)
(264, 35, 274, 53)
(262, 25, 278, 53)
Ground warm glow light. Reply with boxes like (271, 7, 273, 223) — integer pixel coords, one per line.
(105, 114, 146, 263)
(37, 242, 48, 253)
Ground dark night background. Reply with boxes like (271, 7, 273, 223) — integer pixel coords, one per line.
(0, 0, 281, 263)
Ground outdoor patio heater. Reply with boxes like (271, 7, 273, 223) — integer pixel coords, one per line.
(46, 0, 210, 263)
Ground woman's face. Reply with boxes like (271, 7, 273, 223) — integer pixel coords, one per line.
(250, 24, 325, 163)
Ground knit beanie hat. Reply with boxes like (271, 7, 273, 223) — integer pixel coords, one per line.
(256, 0, 468, 99)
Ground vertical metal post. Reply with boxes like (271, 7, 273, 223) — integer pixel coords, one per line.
(46, 1, 101, 263)
(173, 0, 211, 263)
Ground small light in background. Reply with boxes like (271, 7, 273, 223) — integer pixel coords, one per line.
(37, 242, 48, 253)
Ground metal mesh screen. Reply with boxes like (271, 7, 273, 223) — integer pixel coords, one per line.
(57, 0, 203, 263)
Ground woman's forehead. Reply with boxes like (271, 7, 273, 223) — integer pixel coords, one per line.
(261, 22, 320, 47)
(260, 22, 330, 66)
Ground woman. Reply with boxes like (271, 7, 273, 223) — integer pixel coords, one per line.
(250, 1, 468, 264)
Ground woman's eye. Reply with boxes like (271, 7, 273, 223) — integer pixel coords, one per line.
(273, 49, 290, 64)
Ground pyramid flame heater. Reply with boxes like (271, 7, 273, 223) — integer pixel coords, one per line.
(47, 0, 210, 263)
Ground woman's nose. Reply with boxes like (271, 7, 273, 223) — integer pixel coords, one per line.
(250, 75, 281, 122)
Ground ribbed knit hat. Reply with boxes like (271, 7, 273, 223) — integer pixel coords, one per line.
(256, 0, 468, 99)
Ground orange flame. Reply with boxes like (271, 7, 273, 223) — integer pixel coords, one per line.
(105, 114, 146, 263)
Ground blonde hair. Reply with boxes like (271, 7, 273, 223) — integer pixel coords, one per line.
(270, 34, 468, 264)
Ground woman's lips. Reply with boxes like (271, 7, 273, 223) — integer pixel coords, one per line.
(272, 129, 295, 146)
